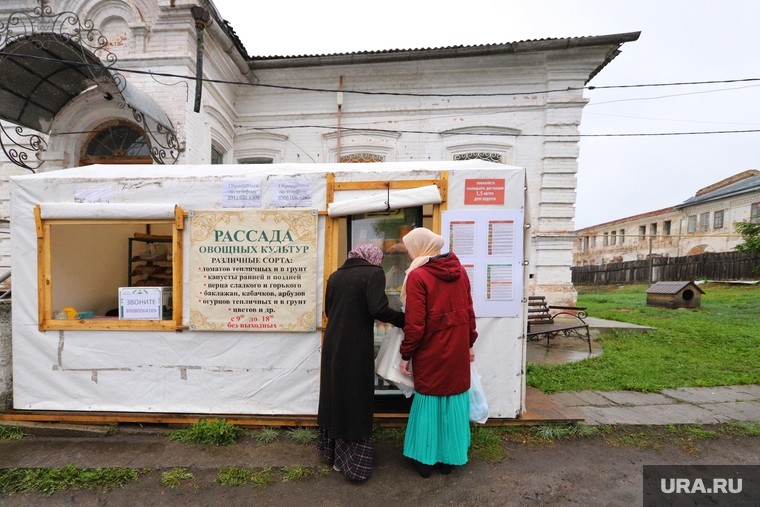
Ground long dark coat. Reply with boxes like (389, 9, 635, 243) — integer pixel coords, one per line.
(317, 257, 405, 440)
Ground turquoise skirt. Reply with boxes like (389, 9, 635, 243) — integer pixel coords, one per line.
(403, 391, 470, 466)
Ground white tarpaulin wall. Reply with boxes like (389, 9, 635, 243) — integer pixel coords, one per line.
(10, 160, 528, 417)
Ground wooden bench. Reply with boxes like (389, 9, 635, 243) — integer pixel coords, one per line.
(527, 296, 592, 353)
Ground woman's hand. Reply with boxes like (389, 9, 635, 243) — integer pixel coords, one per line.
(399, 359, 412, 376)
(470, 348, 475, 362)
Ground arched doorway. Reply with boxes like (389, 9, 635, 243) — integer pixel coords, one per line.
(80, 122, 153, 166)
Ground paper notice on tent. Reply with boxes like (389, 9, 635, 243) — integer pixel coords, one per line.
(188, 209, 318, 331)
(442, 209, 524, 318)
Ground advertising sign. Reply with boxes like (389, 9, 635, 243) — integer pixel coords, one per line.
(188, 209, 318, 331)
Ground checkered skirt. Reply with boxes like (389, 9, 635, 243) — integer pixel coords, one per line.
(317, 427, 373, 481)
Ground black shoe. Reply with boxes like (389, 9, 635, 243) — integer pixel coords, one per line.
(438, 463, 454, 475)
(412, 460, 433, 478)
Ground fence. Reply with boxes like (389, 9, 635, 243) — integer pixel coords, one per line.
(571, 251, 760, 285)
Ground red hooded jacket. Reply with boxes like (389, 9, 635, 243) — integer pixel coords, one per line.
(400, 252, 477, 396)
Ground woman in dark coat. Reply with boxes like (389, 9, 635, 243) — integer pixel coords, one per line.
(317, 244, 405, 481)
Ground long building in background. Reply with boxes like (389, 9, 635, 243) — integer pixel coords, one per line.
(574, 170, 760, 266)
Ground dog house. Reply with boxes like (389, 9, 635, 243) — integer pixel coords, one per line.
(645, 281, 704, 309)
(9, 160, 530, 421)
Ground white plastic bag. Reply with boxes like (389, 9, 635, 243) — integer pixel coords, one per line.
(469, 363, 489, 424)
(374, 327, 415, 398)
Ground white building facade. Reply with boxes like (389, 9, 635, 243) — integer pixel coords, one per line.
(0, 0, 640, 304)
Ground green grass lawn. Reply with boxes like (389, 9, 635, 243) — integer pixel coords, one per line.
(526, 283, 760, 394)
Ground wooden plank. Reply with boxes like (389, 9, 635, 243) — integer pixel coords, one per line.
(42, 219, 170, 226)
(0, 387, 581, 427)
(174, 206, 184, 231)
(173, 207, 184, 328)
(516, 387, 583, 424)
(38, 220, 50, 331)
(42, 320, 178, 331)
(432, 172, 448, 234)
(322, 174, 335, 329)
(333, 180, 440, 191)
(34, 205, 43, 238)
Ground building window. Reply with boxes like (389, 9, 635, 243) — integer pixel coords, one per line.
(211, 145, 224, 165)
(453, 152, 502, 163)
(603, 232, 609, 246)
(610, 231, 616, 245)
(713, 210, 724, 229)
(590, 236, 596, 248)
(663, 220, 671, 235)
(619, 229, 625, 243)
(650, 223, 658, 237)
(80, 122, 152, 166)
(239, 157, 274, 164)
(340, 153, 385, 163)
(687, 215, 697, 233)
(699, 213, 710, 232)
(639, 225, 646, 241)
(584, 236, 590, 251)
(751, 202, 760, 224)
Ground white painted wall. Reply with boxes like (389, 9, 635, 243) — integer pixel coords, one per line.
(0, 0, 635, 307)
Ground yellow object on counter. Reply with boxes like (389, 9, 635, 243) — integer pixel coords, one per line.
(61, 307, 77, 319)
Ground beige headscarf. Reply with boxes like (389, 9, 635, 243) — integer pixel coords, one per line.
(400, 227, 445, 305)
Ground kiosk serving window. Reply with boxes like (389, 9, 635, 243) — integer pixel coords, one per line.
(35, 204, 183, 331)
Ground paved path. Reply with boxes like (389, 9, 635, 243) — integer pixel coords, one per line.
(549, 384, 760, 425)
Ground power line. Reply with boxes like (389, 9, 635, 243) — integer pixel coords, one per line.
(237, 125, 760, 137)
(4, 52, 760, 99)
(20, 125, 760, 139)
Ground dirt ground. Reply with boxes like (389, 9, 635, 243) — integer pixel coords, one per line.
(1, 427, 759, 507)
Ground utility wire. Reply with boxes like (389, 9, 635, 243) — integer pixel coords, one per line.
(5, 52, 760, 99)
(19, 125, 760, 138)
(235, 125, 760, 137)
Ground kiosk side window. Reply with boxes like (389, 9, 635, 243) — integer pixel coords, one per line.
(36, 209, 183, 331)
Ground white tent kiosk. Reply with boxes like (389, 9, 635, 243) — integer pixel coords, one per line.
(10, 160, 529, 420)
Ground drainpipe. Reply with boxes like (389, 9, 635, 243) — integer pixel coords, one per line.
(336, 76, 343, 162)
(191, 6, 211, 113)
(648, 236, 654, 284)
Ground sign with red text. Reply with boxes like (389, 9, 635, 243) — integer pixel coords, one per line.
(188, 209, 318, 332)
(464, 179, 505, 205)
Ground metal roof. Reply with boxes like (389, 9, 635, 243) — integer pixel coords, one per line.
(247, 32, 641, 76)
(676, 174, 760, 209)
(0, 35, 173, 134)
(0, 35, 112, 133)
(645, 281, 705, 294)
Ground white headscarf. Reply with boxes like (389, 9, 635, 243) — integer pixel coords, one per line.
(400, 227, 445, 305)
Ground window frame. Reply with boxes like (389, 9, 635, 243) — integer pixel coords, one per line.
(687, 215, 697, 234)
(211, 145, 225, 165)
(663, 220, 671, 236)
(751, 202, 760, 224)
(713, 210, 724, 229)
(35, 205, 184, 332)
(699, 212, 710, 232)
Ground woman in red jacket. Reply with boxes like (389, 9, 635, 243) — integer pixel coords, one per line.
(399, 228, 477, 478)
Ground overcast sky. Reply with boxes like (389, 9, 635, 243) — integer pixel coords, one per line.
(212, 0, 760, 229)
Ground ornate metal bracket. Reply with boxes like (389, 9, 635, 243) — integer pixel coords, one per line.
(110, 72, 181, 165)
(0, 123, 47, 172)
(1, 2, 181, 167)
